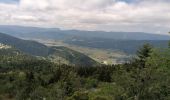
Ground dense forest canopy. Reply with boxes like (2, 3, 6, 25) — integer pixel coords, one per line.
(0, 43, 169, 100)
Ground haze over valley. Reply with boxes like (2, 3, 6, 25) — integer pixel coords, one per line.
(0, 25, 169, 64)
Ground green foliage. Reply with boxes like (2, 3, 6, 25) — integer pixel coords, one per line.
(89, 83, 126, 100)
(83, 78, 98, 89)
(0, 44, 169, 100)
(144, 49, 170, 100)
(136, 43, 153, 67)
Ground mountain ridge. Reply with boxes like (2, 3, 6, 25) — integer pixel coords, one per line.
(0, 25, 170, 40)
(0, 32, 98, 66)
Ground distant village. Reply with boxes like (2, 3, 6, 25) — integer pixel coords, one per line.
(0, 43, 11, 49)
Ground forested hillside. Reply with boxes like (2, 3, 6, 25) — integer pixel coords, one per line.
(0, 43, 169, 100)
(0, 33, 98, 66)
(0, 32, 50, 56)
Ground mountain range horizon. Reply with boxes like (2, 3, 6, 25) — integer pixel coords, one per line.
(0, 24, 169, 35)
(0, 25, 170, 41)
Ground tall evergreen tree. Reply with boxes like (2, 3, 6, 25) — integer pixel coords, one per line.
(136, 43, 153, 68)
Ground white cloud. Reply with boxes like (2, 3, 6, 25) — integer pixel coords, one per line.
(0, 0, 170, 34)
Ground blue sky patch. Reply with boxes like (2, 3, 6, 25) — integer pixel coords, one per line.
(0, 0, 19, 4)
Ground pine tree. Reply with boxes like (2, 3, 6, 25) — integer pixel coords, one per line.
(136, 43, 153, 68)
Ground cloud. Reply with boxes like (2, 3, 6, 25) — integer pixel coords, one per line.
(0, 0, 170, 34)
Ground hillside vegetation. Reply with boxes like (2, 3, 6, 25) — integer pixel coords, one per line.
(0, 33, 98, 66)
(0, 43, 169, 100)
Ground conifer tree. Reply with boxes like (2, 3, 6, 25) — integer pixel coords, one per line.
(136, 43, 153, 67)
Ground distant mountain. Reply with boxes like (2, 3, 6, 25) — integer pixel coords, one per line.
(0, 33, 98, 66)
(0, 25, 65, 40)
(0, 25, 170, 40)
(0, 25, 169, 54)
(65, 37, 169, 54)
(0, 32, 50, 56)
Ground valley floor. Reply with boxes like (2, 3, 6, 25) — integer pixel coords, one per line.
(30, 38, 131, 65)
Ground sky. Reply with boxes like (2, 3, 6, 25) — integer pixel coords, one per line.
(0, 0, 170, 34)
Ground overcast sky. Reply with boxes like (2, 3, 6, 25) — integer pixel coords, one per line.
(0, 0, 170, 34)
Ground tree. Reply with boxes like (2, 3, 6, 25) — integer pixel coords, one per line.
(116, 43, 153, 100)
(144, 49, 170, 100)
(136, 43, 153, 68)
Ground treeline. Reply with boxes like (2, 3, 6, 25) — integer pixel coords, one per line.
(0, 44, 170, 100)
